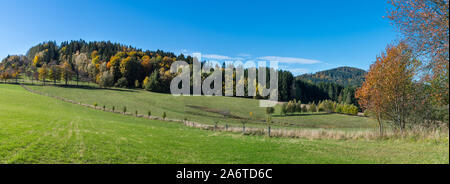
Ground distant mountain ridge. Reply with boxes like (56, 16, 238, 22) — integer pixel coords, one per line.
(297, 67, 367, 87)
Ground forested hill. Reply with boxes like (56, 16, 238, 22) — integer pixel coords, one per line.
(0, 40, 359, 106)
(297, 67, 367, 87)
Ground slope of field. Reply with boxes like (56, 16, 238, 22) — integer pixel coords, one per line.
(0, 84, 448, 164)
(25, 84, 378, 130)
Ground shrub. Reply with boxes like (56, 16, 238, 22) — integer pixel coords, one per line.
(296, 101, 302, 113)
(335, 103, 358, 115)
(287, 100, 296, 114)
(134, 80, 140, 88)
(99, 71, 114, 87)
(123, 106, 127, 114)
(308, 103, 317, 113)
(115, 77, 128, 88)
(281, 103, 288, 116)
(320, 100, 335, 113)
(266, 107, 275, 115)
(147, 110, 151, 117)
(162, 112, 167, 119)
(346, 105, 358, 115)
(143, 76, 150, 89)
(317, 101, 325, 112)
(335, 103, 344, 113)
(302, 105, 308, 113)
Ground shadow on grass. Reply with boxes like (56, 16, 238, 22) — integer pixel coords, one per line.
(17, 81, 137, 93)
(56, 84, 136, 92)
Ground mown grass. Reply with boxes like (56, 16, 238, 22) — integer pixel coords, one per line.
(0, 84, 448, 163)
(25, 83, 378, 130)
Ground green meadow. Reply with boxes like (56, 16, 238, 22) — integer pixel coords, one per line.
(0, 84, 448, 164)
(25, 83, 378, 130)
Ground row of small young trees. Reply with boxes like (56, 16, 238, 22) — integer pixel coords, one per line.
(279, 99, 359, 116)
(93, 103, 168, 120)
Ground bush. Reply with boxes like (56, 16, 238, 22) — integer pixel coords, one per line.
(115, 77, 128, 88)
(308, 103, 317, 113)
(317, 101, 325, 112)
(143, 76, 150, 89)
(281, 103, 288, 116)
(363, 109, 372, 117)
(99, 71, 114, 87)
(302, 105, 308, 113)
(335, 103, 358, 115)
(266, 107, 275, 115)
(319, 100, 335, 113)
(335, 103, 344, 113)
(296, 101, 302, 113)
(344, 105, 358, 115)
(134, 80, 140, 88)
(286, 101, 296, 114)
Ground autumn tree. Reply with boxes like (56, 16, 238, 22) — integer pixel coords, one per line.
(0, 69, 12, 83)
(387, 0, 449, 106)
(38, 63, 48, 86)
(99, 71, 114, 88)
(120, 55, 142, 87)
(11, 68, 20, 83)
(356, 43, 418, 134)
(60, 61, 73, 85)
(48, 65, 61, 84)
(72, 52, 90, 86)
(33, 53, 44, 67)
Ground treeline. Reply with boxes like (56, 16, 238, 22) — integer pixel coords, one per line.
(280, 99, 358, 116)
(1, 40, 358, 106)
(292, 79, 357, 106)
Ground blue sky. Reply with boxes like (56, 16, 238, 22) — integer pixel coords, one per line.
(0, 0, 398, 75)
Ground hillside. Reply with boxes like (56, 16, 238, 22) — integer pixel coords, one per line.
(297, 67, 367, 87)
(1, 84, 448, 163)
(25, 84, 378, 129)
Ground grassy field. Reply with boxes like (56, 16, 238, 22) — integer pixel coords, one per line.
(25, 83, 378, 130)
(0, 84, 448, 163)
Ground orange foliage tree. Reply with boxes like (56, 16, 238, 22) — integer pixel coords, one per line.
(356, 43, 418, 134)
(387, 0, 449, 106)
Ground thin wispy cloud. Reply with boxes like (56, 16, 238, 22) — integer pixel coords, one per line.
(257, 56, 321, 64)
(279, 65, 309, 75)
(203, 54, 234, 60)
(288, 68, 309, 75)
(202, 54, 245, 61)
(237, 53, 252, 58)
